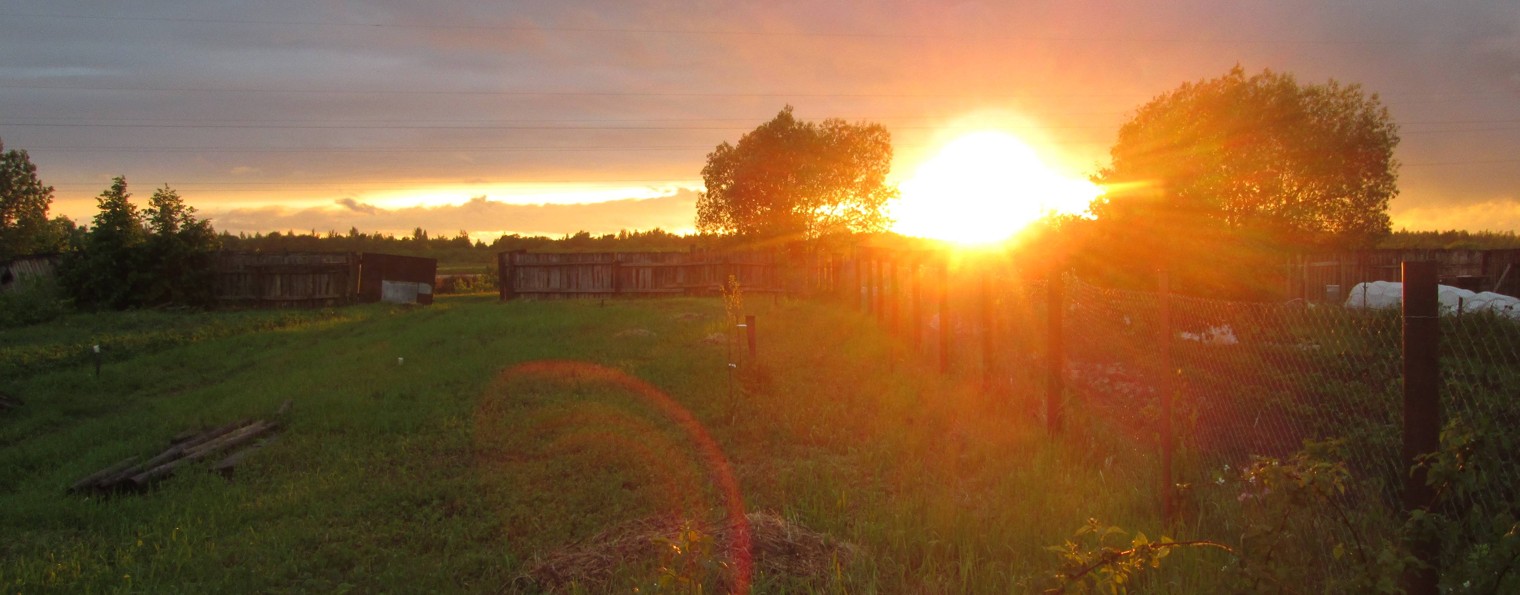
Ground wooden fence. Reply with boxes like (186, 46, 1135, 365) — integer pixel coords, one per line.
(0, 254, 60, 293)
(497, 250, 827, 300)
(1285, 249, 1520, 302)
(214, 252, 437, 307)
(214, 252, 359, 307)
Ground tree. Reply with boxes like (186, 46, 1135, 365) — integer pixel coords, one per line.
(59, 178, 219, 308)
(60, 176, 146, 308)
(0, 138, 60, 260)
(142, 184, 219, 306)
(696, 106, 898, 241)
(1088, 67, 1400, 296)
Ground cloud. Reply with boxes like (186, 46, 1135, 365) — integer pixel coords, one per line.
(335, 197, 382, 215)
(11, 0, 1520, 237)
(207, 189, 700, 238)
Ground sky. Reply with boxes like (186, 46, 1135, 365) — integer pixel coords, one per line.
(2, 0, 1518, 240)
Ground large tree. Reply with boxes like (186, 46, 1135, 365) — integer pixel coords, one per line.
(1092, 67, 1399, 257)
(60, 176, 145, 308)
(696, 106, 898, 241)
(142, 184, 220, 306)
(60, 178, 219, 308)
(0, 138, 60, 260)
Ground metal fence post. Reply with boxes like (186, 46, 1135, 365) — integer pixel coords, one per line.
(1159, 268, 1174, 525)
(1047, 269, 1064, 434)
(745, 314, 757, 359)
(889, 257, 900, 334)
(912, 259, 923, 351)
(1402, 260, 1441, 595)
(981, 267, 994, 392)
(940, 259, 951, 374)
(873, 257, 884, 323)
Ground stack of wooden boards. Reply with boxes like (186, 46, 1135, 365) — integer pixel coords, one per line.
(69, 400, 289, 494)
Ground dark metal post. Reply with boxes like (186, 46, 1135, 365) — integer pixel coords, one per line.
(1159, 269, 1174, 525)
(873, 257, 884, 323)
(849, 256, 861, 311)
(1402, 260, 1441, 595)
(911, 260, 923, 350)
(745, 314, 757, 359)
(981, 267, 994, 391)
(889, 258, 900, 334)
(939, 259, 951, 374)
(1046, 269, 1064, 434)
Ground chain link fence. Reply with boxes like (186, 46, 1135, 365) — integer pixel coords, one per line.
(847, 254, 1519, 585)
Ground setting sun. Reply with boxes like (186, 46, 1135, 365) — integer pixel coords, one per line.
(890, 131, 1102, 245)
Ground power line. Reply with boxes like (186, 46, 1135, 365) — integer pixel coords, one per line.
(0, 112, 1128, 124)
(3, 83, 1511, 107)
(0, 11, 1438, 46)
(0, 121, 1126, 133)
(7, 118, 1520, 132)
(0, 83, 1143, 99)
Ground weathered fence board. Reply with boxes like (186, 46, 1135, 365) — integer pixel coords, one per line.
(1286, 249, 1520, 301)
(498, 250, 798, 300)
(214, 252, 358, 307)
(213, 251, 437, 307)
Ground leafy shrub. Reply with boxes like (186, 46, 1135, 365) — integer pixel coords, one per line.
(0, 275, 65, 328)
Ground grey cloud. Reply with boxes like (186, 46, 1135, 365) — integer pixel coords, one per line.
(335, 197, 382, 214)
(6, 0, 1520, 233)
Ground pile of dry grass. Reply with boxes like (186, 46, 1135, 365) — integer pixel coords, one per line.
(518, 511, 859, 592)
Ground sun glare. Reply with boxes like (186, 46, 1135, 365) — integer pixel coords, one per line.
(890, 130, 1101, 246)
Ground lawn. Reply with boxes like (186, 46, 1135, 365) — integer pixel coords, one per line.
(1, 294, 1180, 593)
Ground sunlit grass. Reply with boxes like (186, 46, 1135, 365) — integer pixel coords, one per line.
(1, 295, 1192, 592)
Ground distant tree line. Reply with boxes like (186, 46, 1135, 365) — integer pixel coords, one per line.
(1377, 230, 1520, 251)
(215, 227, 700, 267)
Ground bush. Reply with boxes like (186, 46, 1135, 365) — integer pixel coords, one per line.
(0, 275, 66, 328)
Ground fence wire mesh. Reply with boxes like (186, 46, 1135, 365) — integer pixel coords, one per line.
(842, 253, 1518, 584)
(1060, 274, 1518, 577)
(1439, 311, 1520, 552)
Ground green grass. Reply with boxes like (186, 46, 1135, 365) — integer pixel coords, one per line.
(1, 295, 1181, 592)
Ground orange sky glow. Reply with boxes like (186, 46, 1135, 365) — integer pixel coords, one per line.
(6, 2, 1518, 240)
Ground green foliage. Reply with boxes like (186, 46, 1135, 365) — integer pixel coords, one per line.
(1, 296, 1165, 592)
(215, 227, 699, 269)
(1045, 519, 1200, 594)
(0, 138, 66, 260)
(1417, 403, 1520, 592)
(58, 179, 219, 309)
(141, 185, 220, 306)
(1047, 443, 1406, 594)
(1227, 442, 1409, 593)
(640, 524, 724, 593)
(697, 106, 898, 240)
(0, 274, 65, 329)
(1054, 427, 1520, 594)
(59, 176, 145, 309)
(1087, 66, 1399, 297)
